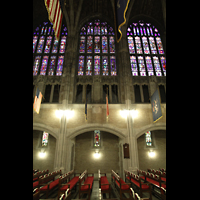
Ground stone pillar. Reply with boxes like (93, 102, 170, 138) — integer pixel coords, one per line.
(49, 84, 54, 103)
(149, 76, 158, 96)
(93, 76, 101, 103)
(82, 84, 86, 103)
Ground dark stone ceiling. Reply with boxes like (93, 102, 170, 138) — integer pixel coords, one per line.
(33, 0, 165, 32)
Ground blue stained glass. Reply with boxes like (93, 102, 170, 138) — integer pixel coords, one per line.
(102, 56, 108, 76)
(44, 36, 52, 53)
(40, 56, 49, 75)
(48, 56, 56, 76)
(94, 36, 100, 53)
(56, 56, 64, 76)
(79, 36, 85, 53)
(78, 56, 84, 76)
(33, 56, 41, 76)
(102, 36, 108, 53)
(145, 56, 154, 76)
(37, 36, 45, 53)
(109, 36, 115, 53)
(52, 37, 59, 53)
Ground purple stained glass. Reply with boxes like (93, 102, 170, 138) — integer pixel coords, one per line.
(79, 36, 85, 53)
(156, 37, 164, 54)
(153, 56, 162, 76)
(44, 36, 52, 53)
(87, 36, 93, 53)
(102, 36, 108, 53)
(48, 56, 56, 76)
(110, 56, 117, 76)
(52, 37, 59, 53)
(138, 56, 146, 76)
(78, 56, 84, 76)
(145, 56, 154, 76)
(160, 56, 166, 76)
(59, 36, 66, 53)
(94, 36, 100, 53)
(102, 56, 108, 76)
(142, 37, 150, 54)
(149, 37, 157, 54)
(56, 56, 64, 76)
(37, 36, 45, 53)
(109, 36, 115, 53)
(128, 36, 135, 54)
(33, 36, 38, 53)
(40, 56, 49, 75)
(94, 56, 100, 75)
(130, 56, 138, 76)
(33, 56, 41, 76)
(86, 56, 92, 75)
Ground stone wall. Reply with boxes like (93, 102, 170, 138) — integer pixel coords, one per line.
(137, 130, 166, 171)
(74, 131, 119, 174)
(33, 130, 56, 173)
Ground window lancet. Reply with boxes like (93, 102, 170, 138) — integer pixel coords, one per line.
(78, 19, 116, 76)
(127, 20, 166, 76)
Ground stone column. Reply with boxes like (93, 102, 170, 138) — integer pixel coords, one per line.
(93, 76, 101, 103)
(149, 76, 158, 96)
(82, 84, 86, 103)
(140, 84, 144, 103)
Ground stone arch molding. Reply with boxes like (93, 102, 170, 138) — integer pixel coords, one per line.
(135, 122, 166, 139)
(33, 123, 59, 139)
(67, 123, 127, 139)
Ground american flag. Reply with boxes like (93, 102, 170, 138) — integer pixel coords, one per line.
(33, 88, 43, 114)
(44, 0, 64, 40)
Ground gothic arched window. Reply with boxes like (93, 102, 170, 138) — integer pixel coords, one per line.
(33, 22, 67, 76)
(127, 20, 166, 76)
(78, 19, 117, 76)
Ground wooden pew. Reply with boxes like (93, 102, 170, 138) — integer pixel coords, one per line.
(59, 188, 71, 200)
(98, 169, 111, 198)
(125, 170, 152, 200)
(33, 188, 40, 200)
(39, 170, 62, 198)
(130, 188, 149, 200)
(58, 170, 81, 200)
(111, 170, 131, 200)
(147, 169, 166, 182)
(33, 169, 49, 182)
(137, 169, 166, 199)
(79, 170, 94, 200)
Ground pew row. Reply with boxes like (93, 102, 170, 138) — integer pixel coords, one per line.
(111, 170, 132, 200)
(39, 170, 62, 198)
(124, 170, 152, 200)
(57, 169, 81, 200)
(79, 170, 94, 200)
(98, 169, 111, 198)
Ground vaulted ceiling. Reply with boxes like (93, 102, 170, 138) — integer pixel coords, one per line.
(33, 0, 165, 33)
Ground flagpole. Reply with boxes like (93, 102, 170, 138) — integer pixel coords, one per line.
(106, 87, 109, 120)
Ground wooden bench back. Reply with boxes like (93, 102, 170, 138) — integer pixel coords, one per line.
(111, 170, 120, 182)
(33, 169, 49, 179)
(39, 170, 62, 185)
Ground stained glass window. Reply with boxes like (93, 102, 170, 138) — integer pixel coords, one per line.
(145, 131, 152, 146)
(86, 56, 92, 75)
(40, 56, 49, 75)
(130, 56, 138, 76)
(37, 36, 45, 53)
(128, 36, 135, 54)
(156, 37, 164, 54)
(33, 36, 38, 53)
(135, 36, 143, 54)
(160, 56, 166, 76)
(94, 130, 100, 147)
(94, 36, 100, 53)
(48, 56, 56, 75)
(87, 36, 93, 53)
(94, 56, 100, 75)
(33, 56, 41, 76)
(52, 37, 59, 53)
(153, 56, 162, 76)
(42, 131, 49, 147)
(102, 56, 109, 75)
(145, 56, 154, 76)
(33, 22, 67, 76)
(44, 36, 52, 53)
(80, 36, 85, 53)
(127, 20, 166, 76)
(59, 36, 66, 53)
(78, 56, 84, 76)
(110, 56, 117, 76)
(78, 19, 116, 76)
(56, 56, 64, 76)
(142, 37, 150, 54)
(138, 56, 146, 76)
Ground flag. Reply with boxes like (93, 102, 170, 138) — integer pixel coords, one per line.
(106, 94, 109, 117)
(44, 0, 64, 40)
(33, 88, 43, 114)
(85, 97, 87, 120)
(151, 89, 162, 123)
(114, 0, 130, 43)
